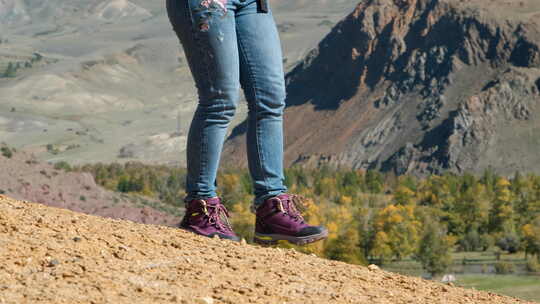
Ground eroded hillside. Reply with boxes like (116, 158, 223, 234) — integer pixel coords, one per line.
(224, 0, 540, 176)
(0, 195, 533, 303)
(0, 146, 180, 225)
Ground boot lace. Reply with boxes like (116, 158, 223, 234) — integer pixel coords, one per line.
(277, 194, 306, 223)
(202, 201, 233, 232)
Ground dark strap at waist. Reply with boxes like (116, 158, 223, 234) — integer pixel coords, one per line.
(257, 0, 268, 13)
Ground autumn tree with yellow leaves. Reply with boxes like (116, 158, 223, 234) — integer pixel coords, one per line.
(370, 204, 421, 263)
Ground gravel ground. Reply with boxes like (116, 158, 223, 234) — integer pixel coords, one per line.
(0, 195, 533, 304)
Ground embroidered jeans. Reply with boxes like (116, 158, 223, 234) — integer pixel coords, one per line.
(166, 0, 288, 207)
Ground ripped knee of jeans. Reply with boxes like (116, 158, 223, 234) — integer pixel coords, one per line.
(196, 0, 228, 32)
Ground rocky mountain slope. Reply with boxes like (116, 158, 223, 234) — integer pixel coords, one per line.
(0, 195, 533, 304)
(224, 0, 540, 176)
(0, 0, 357, 167)
(0, 146, 180, 225)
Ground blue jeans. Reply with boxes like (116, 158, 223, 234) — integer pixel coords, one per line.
(166, 0, 288, 207)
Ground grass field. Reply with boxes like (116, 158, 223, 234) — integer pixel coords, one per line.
(383, 250, 530, 276)
(457, 275, 540, 302)
(381, 250, 539, 302)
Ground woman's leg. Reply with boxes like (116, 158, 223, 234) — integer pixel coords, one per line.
(235, 1, 328, 245)
(167, 0, 241, 201)
(234, 1, 288, 208)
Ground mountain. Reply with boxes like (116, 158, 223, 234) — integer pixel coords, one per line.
(0, 194, 532, 304)
(224, 0, 540, 176)
(0, 0, 357, 167)
(0, 145, 180, 225)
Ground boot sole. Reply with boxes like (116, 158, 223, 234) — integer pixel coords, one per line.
(179, 226, 240, 242)
(253, 229, 328, 246)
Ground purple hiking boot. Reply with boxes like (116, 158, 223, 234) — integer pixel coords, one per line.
(180, 197, 240, 241)
(254, 194, 328, 245)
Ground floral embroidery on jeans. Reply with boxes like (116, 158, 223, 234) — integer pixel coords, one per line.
(200, 0, 227, 12)
(196, 0, 228, 32)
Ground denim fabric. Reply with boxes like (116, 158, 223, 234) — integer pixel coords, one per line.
(166, 0, 288, 207)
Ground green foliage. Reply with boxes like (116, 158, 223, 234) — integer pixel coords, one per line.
(495, 233, 520, 254)
(2, 62, 17, 77)
(73, 162, 540, 265)
(1, 146, 13, 158)
(54, 161, 72, 171)
(494, 261, 515, 274)
(525, 257, 540, 273)
(522, 216, 540, 258)
(46, 144, 60, 155)
(371, 204, 421, 262)
(32, 53, 43, 62)
(74, 161, 185, 207)
(117, 175, 144, 193)
(458, 230, 494, 252)
(489, 178, 515, 233)
(458, 230, 481, 252)
(325, 226, 367, 265)
(415, 220, 453, 276)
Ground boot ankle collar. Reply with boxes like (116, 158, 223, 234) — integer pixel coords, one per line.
(258, 195, 289, 216)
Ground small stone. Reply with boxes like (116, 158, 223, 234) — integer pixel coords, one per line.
(367, 264, 380, 271)
(73, 237, 82, 242)
(195, 297, 214, 304)
(48, 259, 60, 267)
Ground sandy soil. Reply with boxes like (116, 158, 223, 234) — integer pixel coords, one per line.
(0, 195, 533, 304)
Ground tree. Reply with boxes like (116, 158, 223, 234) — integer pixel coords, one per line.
(325, 225, 366, 265)
(489, 178, 515, 233)
(3, 62, 17, 77)
(365, 170, 384, 193)
(415, 220, 453, 277)
(117, 175, 131, 193)
(522, 216, 540, 260)
(394, 186, 416, 206)
(371, 204, 421, 262)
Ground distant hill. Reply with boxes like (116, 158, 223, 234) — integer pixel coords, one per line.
(224, 0, 540, 176)
(0, 145, 180, 225)
(0, 194, 532, 303)
(0, 0, 357, 167)
(0, 0, 150, 27)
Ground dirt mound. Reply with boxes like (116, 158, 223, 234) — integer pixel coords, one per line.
(0, 195, 532, 304)
(0, 148, 180, 226)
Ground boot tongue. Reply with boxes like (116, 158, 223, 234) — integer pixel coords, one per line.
(275, 194, 292, 209)
(278, 194, 306, 223)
